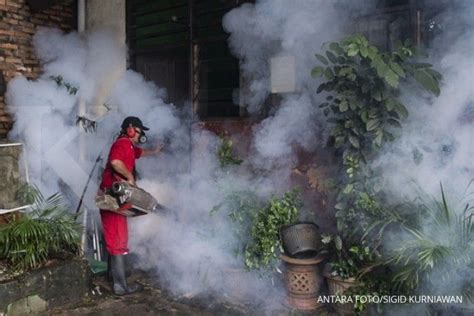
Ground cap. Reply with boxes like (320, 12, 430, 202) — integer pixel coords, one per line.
(121, 116, 149, 131)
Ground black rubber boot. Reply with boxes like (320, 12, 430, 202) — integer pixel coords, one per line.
(107, 255, 112, 282)
(107, 255, 131, 282)
(110, 254, 142, 295)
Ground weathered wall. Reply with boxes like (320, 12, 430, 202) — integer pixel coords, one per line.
(86, 0, 125, 42)
(0, 259, 91, 315)
(0, 143, 23, 209)
(196, 119, 337, 230)
(0, 0, 76, 139)
(85, 0, 126, 116)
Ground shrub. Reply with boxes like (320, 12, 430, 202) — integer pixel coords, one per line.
(0, 185, 81, 272)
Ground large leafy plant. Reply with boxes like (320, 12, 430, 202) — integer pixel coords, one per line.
(387, 184, 474, 298)
(312, 34, 440, 162)
(212, 189, 302, 271)
(322, 234, 391, 315)
(322, 234, 377, 279)
(0, 185, 81, 272)
(210, 190, 262, 256)
(244, 189, 301, 270)
(311, 34, 441, 238)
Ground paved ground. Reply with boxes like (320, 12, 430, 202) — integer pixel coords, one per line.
(46, 272, 338, 316)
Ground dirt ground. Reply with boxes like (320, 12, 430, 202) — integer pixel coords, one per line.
(46, 272, 338, 316)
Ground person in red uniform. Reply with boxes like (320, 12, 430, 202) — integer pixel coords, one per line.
(99, 116, 161, 295)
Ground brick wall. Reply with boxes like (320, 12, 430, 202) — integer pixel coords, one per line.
(0, 0, 76, 139)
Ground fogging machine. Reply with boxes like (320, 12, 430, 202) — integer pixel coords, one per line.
(95, 182, 164, 217)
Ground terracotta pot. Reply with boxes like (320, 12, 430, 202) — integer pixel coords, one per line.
(325, 274, 360, 315)
(325, 275, 359, 295)
(281, 253, 325, 310)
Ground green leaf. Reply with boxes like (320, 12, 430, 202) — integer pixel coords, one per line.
(316, 84, 325, 93)
(361, 110, 368, 123)
(324, 68, 335, 80)
(335, 235, 343, 251)
(387, 118, 402, 128)
(335, 136, 345, 147)
(326, 51, 338, 63)
(338, 67, 352, 77)
(390, 62, 406, 78)
(343, 184, 354, 194)
(366, 119, 380, 131)
(349, 135, 360, 149)
(334, 203, 345, 210)
(367, 46, 378, 60)
(311, 66, 324, 78)
(329, 42, 344, 55)
(394, 102, 409, 119)
(372, 91, 383, 102)
(337, 56, 347, 64)
(315, 54, 329, 65)
(384, 69, 399, 88)
(376, 60, 389, 77)
(347, 47, 359, 57)
(339, 100, 349, 112)
(384, 98, 396, 111)
(359, 45, 369, 58)
(410, 62, 433, 69)
(425, 68, 443, 81)
(414, 69, 440, 96)
(374, 129, 383, 146)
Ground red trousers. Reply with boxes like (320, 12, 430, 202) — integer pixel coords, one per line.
(100, 210, 129, 255)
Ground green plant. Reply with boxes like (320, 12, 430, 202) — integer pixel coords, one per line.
(322, 234, 390, 315)
(210, 190, 263, 256)
(217, 135, 243, 168)
(244, 189, 301, 270)
(311, 34, 442, 239)
(0, 185, 81, 272)
(322, 234, 377, 279)
(345, 276, 391, 315)
(312, 34, 440, 163)
(210, 189, 301, 271)
(386, 184, 474, 297)
(50, 75, 78, 95)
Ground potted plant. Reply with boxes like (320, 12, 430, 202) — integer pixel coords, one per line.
(210, 188, 302, 270)
(240, 189, 302, 271)
(321, 234, 379, 315)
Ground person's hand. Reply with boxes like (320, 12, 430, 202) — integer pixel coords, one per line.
(153, 143, 164, 155)
(127, 177, 136, 186)
(141, 143, 164, 157)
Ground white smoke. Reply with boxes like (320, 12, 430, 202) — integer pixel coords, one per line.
(223, 0, 474, 313)
(367, 2, 474, 313)
(223, 0, 346, 113)
(373, 1, 474, 197)
(6, 0, 472, 313)
(4, 0, 374, 310)
(5, 25, 292, 308)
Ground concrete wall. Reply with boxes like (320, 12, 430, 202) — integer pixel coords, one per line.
(85, 0, 126, 116)
(0, 259, 91, 315)
(86, 0, 125, 43)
